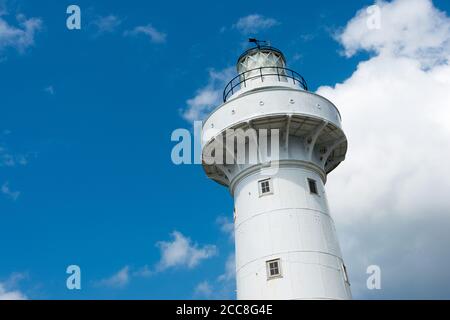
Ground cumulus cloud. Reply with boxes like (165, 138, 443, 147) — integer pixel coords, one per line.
(96, 266, 130, 288)
(182, 67, 235, 122)
(0, 273, 28, 300)
(317, 0, 450, 298)
(0, 13, 42, 52)
(124, 24, 166, 43)
(233, 14, 279, 34)
(92, 15, 122, 34)
(156, 231, 217, 271)
(94, 233, 217, 288)
(0, 283, 26, 300)
(337, 0, 450, 68)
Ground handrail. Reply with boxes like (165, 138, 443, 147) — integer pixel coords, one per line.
(223, 66, 308, 102)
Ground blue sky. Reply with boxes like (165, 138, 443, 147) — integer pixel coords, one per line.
(1, 0, 450, 299)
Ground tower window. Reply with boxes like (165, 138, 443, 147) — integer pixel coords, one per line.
(308, 178, 318, 195)
(258, 178, 273, 196)
(266, 259, 282, 279)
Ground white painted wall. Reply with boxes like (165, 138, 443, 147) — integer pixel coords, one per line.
(202, 47, 351, 300)
(234, 166, 352, 300)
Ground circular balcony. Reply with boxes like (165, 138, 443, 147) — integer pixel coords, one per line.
(223, 66, 308, 102)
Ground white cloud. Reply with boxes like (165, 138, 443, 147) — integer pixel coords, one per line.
(95, 233, 217, 286)
(0, 150, 27, 167)
(132, 265, 153, 278)
(0, 13, 42, 52)
(1, 133, 30, 202)
(299, 33, 315, 42)
(182, 67, 235, 122)
(0, 283, 26, 300)
(194, 281, 213, 298)
(194, 254, 236, 299)
(217, 254, 235, 283)
(216, 215, 234, 239)
(233, 14, 279, 34)
(0, 273, 28, 300)
(96, 266, 130, 288)
(156, 231, 217, 271)
(317, 0, 450, 298)
(0, 134, 32, 167)
(337, 0, 450, 68)
(124, 24, 166, 44)
(93, 15, 121, 34)
(1, 181, 20, 201)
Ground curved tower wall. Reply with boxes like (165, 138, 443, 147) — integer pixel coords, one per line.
(202, 45, 351, 300)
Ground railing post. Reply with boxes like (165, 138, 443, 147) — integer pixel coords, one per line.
(260, 67, 263, 82)
(224, 83, 228, 102)
(277, 67, 280, 81)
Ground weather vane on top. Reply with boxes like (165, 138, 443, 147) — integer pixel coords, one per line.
(248, 38, 271, 48)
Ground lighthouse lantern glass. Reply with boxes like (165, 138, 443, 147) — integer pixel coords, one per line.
(237, 48, 287, 86)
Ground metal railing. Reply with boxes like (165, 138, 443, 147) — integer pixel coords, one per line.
(223, 66, 308, 102)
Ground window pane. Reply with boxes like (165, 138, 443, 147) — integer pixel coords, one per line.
(259, 179, 273, 196)
(266, 259, 281, 279)
(261, 181, 270, 193)
(308, 178, 318, 194)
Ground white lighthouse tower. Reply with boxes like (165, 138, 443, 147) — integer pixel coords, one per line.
(201, 42, 351, 300)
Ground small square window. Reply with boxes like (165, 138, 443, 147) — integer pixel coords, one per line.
(266, 258, 282, 279)
(308, 178, 318, 195)
(258, 179, 273, 196)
